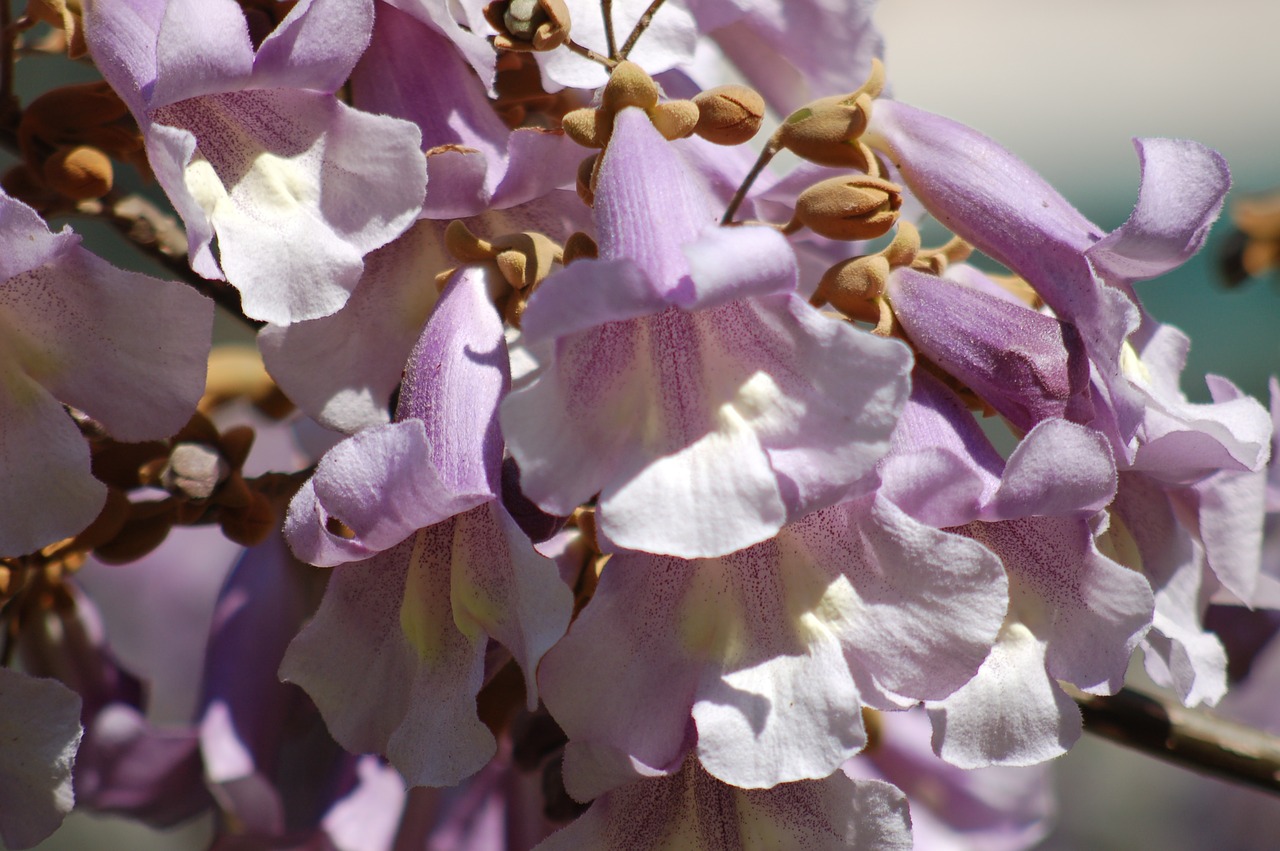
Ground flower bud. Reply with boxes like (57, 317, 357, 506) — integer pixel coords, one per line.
(601, 61, 660, 115)
(777, 93, 875, 168)
(576, 153, 598, 206)
(484, 0, 571, 52)
(792, 175, 903, 241)
(814, 254, 891, 312)
(692, 85, 765, 145)
(650, 99, 699, 140)
(42, 145, 113, 199)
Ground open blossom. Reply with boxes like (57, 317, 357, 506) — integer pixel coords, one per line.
(502, 106, 912, 558)
(282, 267, 573, 787)
(83, 0, 426, 324)
(0, 189, 212, 557)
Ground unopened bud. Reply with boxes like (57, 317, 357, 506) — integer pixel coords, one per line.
(650, 99, 699, 141)
(813, 254, 891, 318)
(792, 175, 902, 241)
(692, 85, 765, 145)
(485, 0, 571, 51)
(601, 61, 660, 114)
(43, 145, 112, 199)
(777, 94, 877, 169)
(491, 231, 563, 289)
(161, 443, 229, 500)
(563, 231, 598, 264)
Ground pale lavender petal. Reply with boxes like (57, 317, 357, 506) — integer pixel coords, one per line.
(880, 369, 1003, 528)
(682, 225, 798, 309)
(258, 220, 447, 433)
(153, 89, 425, 324)
(451, 502, 573, 709)
(0, 668, 82, 849)
(538, 760, 912, 851)
(151, 0, 254, 107)
(519, 257, 666, 345)
(595, 108, 718, 291)
(81, 0, 165, 118)
(285, 420, 490, 566)
(385, 0, 498, 91)
(0, 193, 75, 280)
(790, 496, 1008, 704)
(1113, 473, 1227, 706)
(1190, 467, 1268, 606)
(889, 268, 1093, 432)
(927, 620, 1081, 768)
(968, 517, 1152, 694)
(986, 419, 1116, 521)
(3, 246, 213, 442)
(1087, 138, 1230, 284)
(253, 0, 373, 92)
(321, 756, 405, 851)
(280, 528, 495, 787)
(0, 377, 104, 556)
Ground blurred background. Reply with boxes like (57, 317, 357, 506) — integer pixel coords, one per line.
(10, 0, 1280, 848)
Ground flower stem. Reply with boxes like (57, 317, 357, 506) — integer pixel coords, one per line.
(565, 39, 617, 69)
(618, 0, 668, 61)
(721, 134, 782, 225)
(1071, 685, 1280, 795)
(601, 0, 618, 59)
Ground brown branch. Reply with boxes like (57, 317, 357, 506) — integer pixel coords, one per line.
(1071, 686, 1280, 795)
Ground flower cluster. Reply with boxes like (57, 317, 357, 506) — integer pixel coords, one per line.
(0, 0, 1274, 848)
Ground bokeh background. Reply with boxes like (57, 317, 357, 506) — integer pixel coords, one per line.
(11, 0, 1280, 848)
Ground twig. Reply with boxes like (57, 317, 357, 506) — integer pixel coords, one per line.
(1071, 686, 1280, 795)
(617, 0, 667, 61)
(601, 0, 617, 59)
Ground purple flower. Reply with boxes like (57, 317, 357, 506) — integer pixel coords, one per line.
(0, 190, 212, 557)
(282, 268, 573, 786)
(502, 107, 912, 558)
(84, 0, 426, 324)
(0, 668, 82, 848)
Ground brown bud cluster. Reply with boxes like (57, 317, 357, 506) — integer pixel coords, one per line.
(692, 85, 765, 145)
(444, 220, 565, 324)
(790, 175, 903, 241)
(484, 0, 571, 52)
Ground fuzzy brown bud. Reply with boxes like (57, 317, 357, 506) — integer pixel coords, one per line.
(576, 153, 598, 206)
(601, 61, 660, 114)
(649, 100, 700, 141)
(692, 85, 765, 145)
(791, 175, 903, 241)
(813, 255, 890, 317)
(42, 145, 113, 199)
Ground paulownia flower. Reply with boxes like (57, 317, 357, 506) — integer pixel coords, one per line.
(502, 107, 912, 559)
(282, 268, 573, 787)
(0, 190, 212, 557)
(83, 0, 426, 325)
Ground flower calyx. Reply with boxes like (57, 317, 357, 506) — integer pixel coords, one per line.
(811, 220, 973, 334)
(484, 0, 572, 52)
(692, 85, 766, 146)
(561, 61, 698, 149)
(444, 220, 565, 325)
(787, 174, 904, 241)
(775, 58, 886, 170)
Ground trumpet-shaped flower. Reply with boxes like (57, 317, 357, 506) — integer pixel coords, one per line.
(501, 107, 912, 558)
(83, 0, 426, 325)
(0, 190, 212, 557)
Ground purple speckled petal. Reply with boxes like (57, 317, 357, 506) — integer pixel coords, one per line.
(537, 759, 912, 851)
(889, 268, 1093, 432)
(3, 245, 212, 442)
(0, 668, 82, 849)
(253, 0, 372, 92)
(280, 526, 495, 788)
(1087, 138, 1230, 284)
(81, 0, 166, 117)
